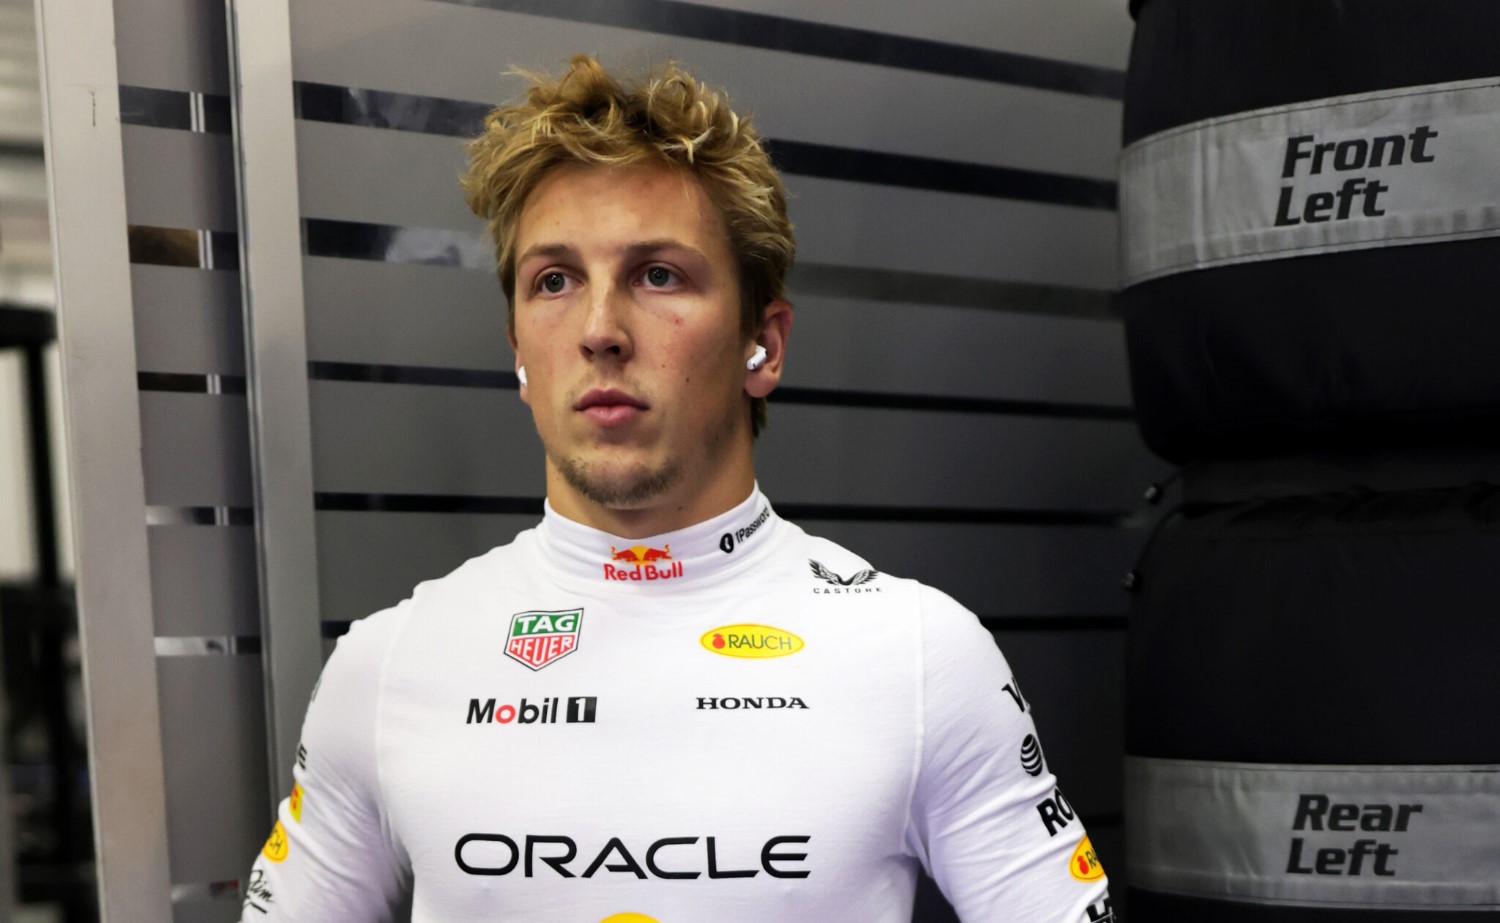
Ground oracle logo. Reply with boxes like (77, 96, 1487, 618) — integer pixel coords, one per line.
(455, 834, 811, 880)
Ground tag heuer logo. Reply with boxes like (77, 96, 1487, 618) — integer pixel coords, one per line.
(505, 609, 583, 671)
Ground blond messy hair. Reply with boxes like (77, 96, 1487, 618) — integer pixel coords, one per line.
(462, 54, 795, 435)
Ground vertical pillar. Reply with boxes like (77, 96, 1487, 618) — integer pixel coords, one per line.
(225, 0, 325, 800)
(33, 0, 173, 916)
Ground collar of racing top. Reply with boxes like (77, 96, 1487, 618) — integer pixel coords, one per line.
(533, 484, 783, 589)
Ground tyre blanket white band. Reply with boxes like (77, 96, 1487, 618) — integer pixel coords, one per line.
(1124, 757, 1500, 909)
(1120, 77, 1500, 286)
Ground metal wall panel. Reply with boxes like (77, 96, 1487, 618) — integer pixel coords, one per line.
(113, 0, 230, 94)
(132, 265, 245, 376)
(35, 0, 175, 914)
(121, 126, 238, 232)
(138, 392, 254, 507)
(295, 121, 473, 228)
(994, 629, 1126, 817)
(758, 405, 1159, 510)
(799, 519, 1141, 617)
(680, 0, 1133, 68)
(301, 261, 1130, 405)
(789, 175, 1118, 289)
(156, 657, 270, 887)
(293, 124, 1118, 289)
(785, 297, 1132, 406)
(302, 257, 509, 369)
(315, 510, 536, 624)
(289, 0, 1124, 179)
(111, 0, 274, 913)
(149, 525, 261, 637)
(226, 0, 328, 799)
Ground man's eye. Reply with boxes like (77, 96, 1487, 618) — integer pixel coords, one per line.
(644, 266, 676, 287)
(540, 272, 568, 294)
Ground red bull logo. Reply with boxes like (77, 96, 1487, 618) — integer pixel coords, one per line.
(604, 544, 684, 582)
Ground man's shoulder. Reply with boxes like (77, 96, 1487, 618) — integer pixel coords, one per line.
(792, 527, 967, 614)
(400, 526, 537, 606)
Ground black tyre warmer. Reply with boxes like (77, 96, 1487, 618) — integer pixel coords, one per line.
(1124, 482, 1500, 918)
(1120, 0, 1500, 464)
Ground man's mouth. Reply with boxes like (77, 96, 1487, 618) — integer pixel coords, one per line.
(574, 388, 648, 426)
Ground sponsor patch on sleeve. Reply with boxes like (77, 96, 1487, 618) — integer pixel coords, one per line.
(1070, 835, 1105, 881)
(262, 820, 290, 863)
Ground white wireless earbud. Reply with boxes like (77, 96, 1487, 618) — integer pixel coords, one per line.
(516, 366, 528, 388)
(746, 345, 768, 371)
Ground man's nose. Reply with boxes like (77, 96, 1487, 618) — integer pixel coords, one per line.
(579, 281, 632, 361)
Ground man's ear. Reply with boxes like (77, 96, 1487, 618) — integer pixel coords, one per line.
(745, 299, 792, 399)
(509, 331, 529, 405)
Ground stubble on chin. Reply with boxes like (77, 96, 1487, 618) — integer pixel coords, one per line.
(551, 452, 682, 508)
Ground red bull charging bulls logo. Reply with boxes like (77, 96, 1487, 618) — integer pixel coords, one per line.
(605, 544, 684, 582)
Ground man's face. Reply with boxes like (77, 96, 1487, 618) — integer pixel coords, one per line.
(510, 162, 754, 512)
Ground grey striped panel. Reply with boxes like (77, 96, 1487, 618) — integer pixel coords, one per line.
(148, 525, 260, 637)
(300, 255, 1130, 406)
(138, 392, 253, 507)
(113, 0, 230, 94)
(131, 264, 245, 376)
(295, 120, 474, 229)
(155, 636, 259, 656)
(175, 898, 249, 923)
(293, 122, 1118, 289)
(307, 380, 543, 495)
(302, 257, 509, 370)
(157, 657, 270, 886)
(308, 380, 1161, 509)
(315, 510, 1140, 625)
(784, 297, 1129, 406)
(995, 629, 1125, 818)
(315, 510, 538, 624)
(791, 175, 1118, 290)
(806, 519, 1141, 616)
(677, 0, 1132, 69)
(289, 0, 1123, 179)
(121, 125, 237, 232)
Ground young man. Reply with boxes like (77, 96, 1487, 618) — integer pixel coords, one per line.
(241, 56, 1111, 922)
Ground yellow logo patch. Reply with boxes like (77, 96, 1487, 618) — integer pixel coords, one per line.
(1070, 835, 1104, 881)
(289, 783, 304, 823)
(262, 820, 290, 863)
(599, 915, 659, 923)
(700, 624, 804, 659)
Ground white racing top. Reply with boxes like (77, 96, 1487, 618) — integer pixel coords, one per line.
(241, 488, 1112, 922)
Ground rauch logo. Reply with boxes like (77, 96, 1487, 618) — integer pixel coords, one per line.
(1070, 836, 1105, 881)
(700, 624, 804, 659)
(605, 545, 684, 582)
(506, 609, 583, 671)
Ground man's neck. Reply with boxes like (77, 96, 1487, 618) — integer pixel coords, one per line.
(544, 462, 758, 539)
